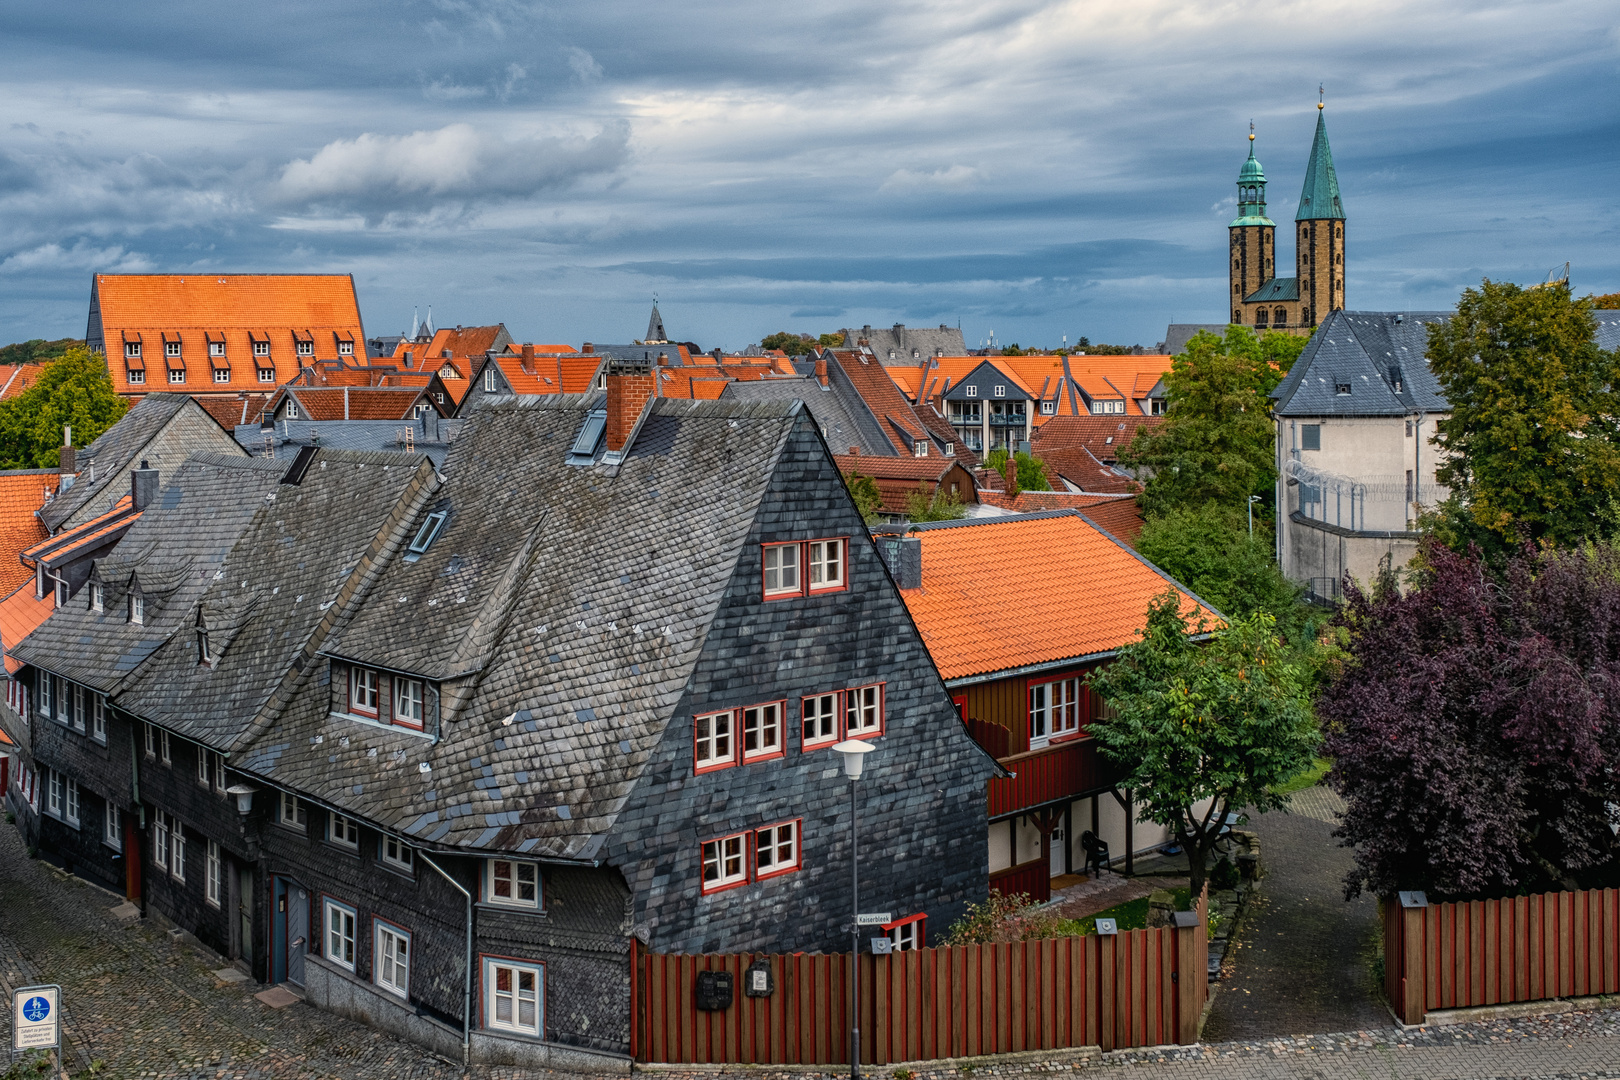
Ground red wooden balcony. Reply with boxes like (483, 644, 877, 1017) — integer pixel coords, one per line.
(988, 738, 1109, 819)
(987, 858, 1049, 902)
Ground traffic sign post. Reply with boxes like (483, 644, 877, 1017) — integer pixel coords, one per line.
(12, 985, 61, 1052)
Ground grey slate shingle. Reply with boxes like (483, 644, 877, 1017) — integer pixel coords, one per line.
(1271, 309, 1453, 417)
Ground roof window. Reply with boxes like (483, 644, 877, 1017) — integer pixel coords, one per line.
(566, 409, 608, 466)
(404, 511, 448, 563)
(1334, 381, 1352, 396)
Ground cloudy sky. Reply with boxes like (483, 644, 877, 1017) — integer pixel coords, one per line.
(2, 0, 1616, 351)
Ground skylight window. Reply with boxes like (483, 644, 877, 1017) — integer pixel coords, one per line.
(566, 409, 608, 466)
(404, 511, 448, 563)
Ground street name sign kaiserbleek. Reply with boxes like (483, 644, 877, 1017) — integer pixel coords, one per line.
(854, 912, 892, 926)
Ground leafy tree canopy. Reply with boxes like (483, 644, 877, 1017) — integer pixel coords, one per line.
(0, 338, 80, 366)
(1320, 541, 1620, 899)
(843, 472, 882, 526)
(818, 332, 845, 347)
(0, 346, 128, 469)
(1592, 293, 1620, 310)
(1428, 280, 1620, 553)
(1119, 326, 1303, 520)
(904, 483, 966, 522)
(984, 447, 1050, 493)
(759, 331, 818, 355)
(1088, 593, 1317, 898)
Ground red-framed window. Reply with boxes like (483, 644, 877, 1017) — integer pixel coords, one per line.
(762, 543, 802, 599)
(742, 701, 785, 762)
(755, 819, 801, 880)
(700, 832, 749, 894)
(1028, 675, 1081, 749)
(762, 538, 848, 600)
(844, 683, 884, 740)
(801, 692, 839, 750)
(693, 710, 736, 773)
(883, 913, 926, 951)
(349, 667, 379, 717)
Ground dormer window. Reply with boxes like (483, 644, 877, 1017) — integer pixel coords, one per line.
(258, 367, 275, 383)
(286, 400, 299, 420)
(89, 583, 103, 613)
(198, 630, 213, 665)
(165, 340, 182, 359)
(1335, 381, 1352, 395)
(129, 593, 144, 625)
(393, 678, 424, 730)
(439, 365, 456, 379)
(209, 340, 226, 358)
(253, 339, 271, 358)
(404, 511, 447, 562)
(125, 342, 141, 359)
(484, 368, 497, 393)
(913, 440, 928, 457)
(348, 667, 378, 717)
(296, 340, 314, 357)
(1041, 401, 1056, 414)
(338, 340, 354, 356)
(52, 574, 66, 608)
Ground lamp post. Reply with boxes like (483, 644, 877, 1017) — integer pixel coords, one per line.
(831, 739, 875, 1080)
(1247, 494, 1262, 538)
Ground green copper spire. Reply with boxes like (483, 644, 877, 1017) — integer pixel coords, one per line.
(1295, 106, 1345, 221)
(1230, 127, 1275, 227)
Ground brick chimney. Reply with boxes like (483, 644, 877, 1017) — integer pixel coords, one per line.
(521, 343, 535, 374)
(1004, 457, 1020, 498)
(657, 352, 669, 366)
(815, 354, 828, 388)
(582, 342, 594, 354)
(605, 360, 656, 453)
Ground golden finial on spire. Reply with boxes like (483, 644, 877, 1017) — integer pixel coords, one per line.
(1318, 84, 1325, 110)
(1249, 120, 1255, 142)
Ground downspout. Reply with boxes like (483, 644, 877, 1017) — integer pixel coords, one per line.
(129, 726, 146, 917)
(420, 852, 473, 1066)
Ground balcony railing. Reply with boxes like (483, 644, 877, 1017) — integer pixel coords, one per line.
(988, 738, 1110, 819)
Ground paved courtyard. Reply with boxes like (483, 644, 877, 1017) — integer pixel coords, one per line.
(3, 813, 1620, 1079)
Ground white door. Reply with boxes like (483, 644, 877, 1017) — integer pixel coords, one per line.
(1049, 822, 1067, 878)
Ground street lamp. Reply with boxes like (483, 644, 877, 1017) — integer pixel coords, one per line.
(831, 739, 875, 1080)
(1247, 495, 1263, 538)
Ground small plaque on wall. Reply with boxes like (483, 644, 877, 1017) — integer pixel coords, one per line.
(744, 958, 774, 997)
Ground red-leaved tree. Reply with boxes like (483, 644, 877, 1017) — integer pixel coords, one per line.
(1319, 542, 1620, 899)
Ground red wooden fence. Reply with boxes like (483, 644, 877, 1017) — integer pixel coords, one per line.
(633, 891, 1208, 1064)
(1385, 887, 1620, 1025)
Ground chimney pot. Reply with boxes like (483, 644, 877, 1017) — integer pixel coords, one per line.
(583, 343, 594, 354)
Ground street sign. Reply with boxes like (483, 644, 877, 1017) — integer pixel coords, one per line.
(854, 912, 892, 926)
(12, 985, 60, 1051)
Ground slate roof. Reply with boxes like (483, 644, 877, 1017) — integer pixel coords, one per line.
(234, 419, 466, 468)
(1596, 314, 1620, 352)
(114, 450, 436, 751)
(41, 394, 244, 533)
(885, 510, 1216, 682)
(22, 495, 139, 572)
(242, 396, 815, 860)
(1162, 324, 1229, 355)
(1271, 309, 1453, 417)
(839, 324, 968, 365)
(1245, 277, 1300, 303)
(11, 455, 291, 694)
(721, 374, 884, 456)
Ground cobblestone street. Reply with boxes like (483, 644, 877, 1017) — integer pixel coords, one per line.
(5, 816, 1620, 1079)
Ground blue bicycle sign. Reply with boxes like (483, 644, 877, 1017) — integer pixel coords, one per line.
(21, 997, 48, 1023)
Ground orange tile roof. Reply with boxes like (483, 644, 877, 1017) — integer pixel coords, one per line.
(901, 355, 1087, 428)
(90, 274, 364, 397)
(1063, 355, 1173, 416)
(0, 473, 52, 594)
(657, 364, 784, 400)
(828, 350, 928, 453)
(0, 580, 53, 675)
(975, 490, 1125, 512)
(1036, 443, 1140, 494)
(833, 454, 968, 482)
(892, 512, 1215, 681)
(487, 353, 601, 394)
(22, 495, 140, 569)
(0, 365, 41, 401)
(1081, 498, 1147, 547)
(194, 394, 274, 429)
(1031, 415, 1163, 464)
(278, 387, 427, 421)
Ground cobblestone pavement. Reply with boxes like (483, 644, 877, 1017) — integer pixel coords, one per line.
(1200, 786, 1388, 1042)
(0, 824, 547, 1079)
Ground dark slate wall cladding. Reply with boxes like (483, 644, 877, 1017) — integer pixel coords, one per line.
(29, 694, 135, 811)
(608, 417, 995, 954)
(134, 726, 257, 857)
(35, 804, 122, 893)
(144, 817, 235, 957)
(475, 865, 633, 1052)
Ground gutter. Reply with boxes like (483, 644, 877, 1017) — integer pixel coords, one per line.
(419, 852, 473, 1067)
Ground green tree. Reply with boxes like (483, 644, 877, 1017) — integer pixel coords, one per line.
(0, 338, 80, 366)
(760, 332, 820, 355)
(1135, 503, 1309, 639)
(0, 346, 128, 469)
(817, 332, 846, 348)
(1119, 326, 1301, 520)
(1428, 280, 1620, 552)
(984, 447, 1050, 493)
(1592, 293, 1620, 310)
(1087, 593, 1318, 898)
(844, 472, 882, 526)
(904, 483, 966, 522)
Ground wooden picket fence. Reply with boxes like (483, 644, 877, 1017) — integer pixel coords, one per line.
(632, 890, 1208, 1064)
(1385, 886, 1620, 1025)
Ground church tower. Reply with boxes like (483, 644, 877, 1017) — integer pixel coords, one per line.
(1228, 130, 1275, 325)
(1295, 103, 1347, 326)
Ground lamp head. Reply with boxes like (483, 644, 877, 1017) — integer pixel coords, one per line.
(225, 783, 257, 815)
(830, 739, 876, 780)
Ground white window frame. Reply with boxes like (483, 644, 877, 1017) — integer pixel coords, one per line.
(124, 341, 141, 359)
(754, 820, 800, 879)
(886, 915, 925, 951)
(143, 722, 155, 758)
(197, 747, 211, 787)
(844, 683, 883, 739)
(1028, 676, 1081, 750)
(806, 538, 845, 593)
(154, 809, 169, 868)
(483, 958, 543, 1037)
(324, 898, 357, 971)
(700, 832, 748, 893)
(741, 701, 783, 762)
(801, 692, 839, 750)
(91, 695, 106, 742)
(327, 811, 360, 850)
(693, 710, 735, 772)
(214, 753, 227, 794)
(964, 384, 978, 397)
(37, 672, 49, 719)
(484, 368, 497, 392)
(171, 818, 186, 881)
(1041, 400, 1056, 415)
(64, 778, 79, 827)
(167, 368, 186, 385)
(762, 542, 801, 598)
(296, 339, 314, 357)
(160, 729, 171, 765)
(46, 770, 62, 818)
(252, 339, 271, 358)
(994, 384, 1006, 398)
(348, 667, 378, 717)
(212, 367, 231, 384)
(209, 340, 226, 358)
(278, 790, 308, 831)
(485, 859, 541, 909)
(375, 920, 411, 998)
(380, 835, 414, 873)
(130, 593, 144, 625)
(205, 839, 222, 908)
(71, 684, 85, 733)
(164, 340, 181, 358)
(392, 677, 424, 730)
(90, 582, 103, 613)
(285, 400, 299, 420)
(128, 368, 145, 385)
(257, 367, 275, 384)
(338, 340, 354, 357)
(104, 801, 121, 850)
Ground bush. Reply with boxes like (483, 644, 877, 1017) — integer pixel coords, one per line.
(944, 891, 1063, 944)
(1210, 856, 1240, 891)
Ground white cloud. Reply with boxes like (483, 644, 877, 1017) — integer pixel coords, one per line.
(568, 47, 603, 83)
(423, 78, 487, 101)
(273, 122, 631, 217)
(0, 240, 154, 274)
(880, 165, 980, 192)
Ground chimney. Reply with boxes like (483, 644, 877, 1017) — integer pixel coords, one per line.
(1004, 457, 1020, 497)
(657, 352, 669, 366)
(604, 359, 657, 453)
(815, 355, 829, 388)
(422, 409, 440, 442)
(848, 446, 859, 456)
(880, 536, 923, 590)
(521, 343, 535, 374)
(403, 350, 413, 368)
(131, 459, 158, 510)
(58, 425, 75, 474)
(582, 342, 594, 354)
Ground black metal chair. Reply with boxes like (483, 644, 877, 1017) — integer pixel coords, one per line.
(1080, 831, 1111, 877)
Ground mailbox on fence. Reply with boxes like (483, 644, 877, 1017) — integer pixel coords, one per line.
(743, 958, 774, 998)
(695, 969, 734, 1011)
